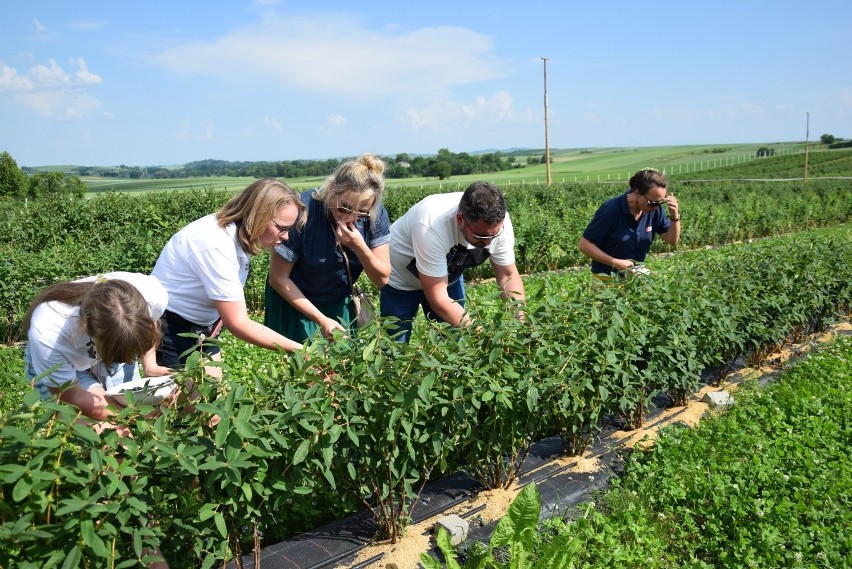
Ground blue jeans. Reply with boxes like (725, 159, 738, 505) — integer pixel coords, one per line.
(25, 344, 141, 399)
(379, 277, 465, 343)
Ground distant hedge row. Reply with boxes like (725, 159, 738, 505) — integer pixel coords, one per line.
(2, 178, 851, 343)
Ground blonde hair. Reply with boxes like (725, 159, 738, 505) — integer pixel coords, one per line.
(313, 154, 386, 227)
(216, 178, 307, 255)
(24, 279, 161, 369)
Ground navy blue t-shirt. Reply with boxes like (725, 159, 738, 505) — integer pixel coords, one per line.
(582, 191, 671, 274)
(273, 190, 390, 304)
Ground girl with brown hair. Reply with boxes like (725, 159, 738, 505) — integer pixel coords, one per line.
(24, 272, 169, 424)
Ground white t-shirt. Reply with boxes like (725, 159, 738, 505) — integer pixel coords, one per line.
(151, 213, 250, 325)
(388, 192, 516, 291)
(27, 272, 168, 389)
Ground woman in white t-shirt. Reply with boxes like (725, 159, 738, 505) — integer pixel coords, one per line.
(23, 272, 169, 426)
(152, 178, 307, 372)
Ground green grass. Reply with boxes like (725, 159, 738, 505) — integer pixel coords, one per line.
(71, 141, 825, 194)
(521, 334, 852, 569)
(82, 175, 324, 195)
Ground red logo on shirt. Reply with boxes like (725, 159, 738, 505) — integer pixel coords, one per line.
(645, 226, 653, 232)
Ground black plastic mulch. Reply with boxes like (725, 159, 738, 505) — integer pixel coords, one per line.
(230, 379, 728, 568)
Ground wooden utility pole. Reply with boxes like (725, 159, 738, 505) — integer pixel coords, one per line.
(542, 57, 552, 186)
(804, 111, 810, 182)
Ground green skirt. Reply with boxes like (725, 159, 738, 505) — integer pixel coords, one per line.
(264, 280, 356, 343)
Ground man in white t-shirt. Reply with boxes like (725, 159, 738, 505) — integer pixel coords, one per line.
(381, 181, 525, 342)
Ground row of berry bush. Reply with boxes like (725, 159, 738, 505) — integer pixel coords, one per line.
(1, 224, 850, 567)
(1, 178, 850, 343)
(424, 335, 852, 568)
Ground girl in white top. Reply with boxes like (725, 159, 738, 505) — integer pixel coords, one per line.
(23, 272, 169, 424)
(151, 178, 307, 372)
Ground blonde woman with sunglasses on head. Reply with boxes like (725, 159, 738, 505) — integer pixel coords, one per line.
(264, 154, 391, 342)
(578, 167, 681, 279)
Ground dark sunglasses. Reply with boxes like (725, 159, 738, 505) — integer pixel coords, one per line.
(462, 217, 504, 241)
(335, 203, 371, 219)
(645, 196, 666, 208)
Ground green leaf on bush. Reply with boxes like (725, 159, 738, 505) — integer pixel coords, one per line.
(293, 438, 311, 465)
(214, 511, 228, 539)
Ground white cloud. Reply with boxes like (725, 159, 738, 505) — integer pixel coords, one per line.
(73, 58, 103, 86)
(326, 114, 346, 127)
(264, 116, 283, 131)
(0, 58, 103, 120)
(33, 19, 47, 33)
(0, 64, 32, 91)
(397, 91, 530, 133)
(149, 13, 511, 98)
(12, 91, 102, 121)
(61, 107, 83, 120)
(29, 60, 71, 89)
(0, 58, 102, 92)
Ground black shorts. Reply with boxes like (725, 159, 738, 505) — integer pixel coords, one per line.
(157, 310, 223, 368)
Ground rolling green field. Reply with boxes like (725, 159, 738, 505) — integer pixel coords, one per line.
(84, 175, 323, 194)
(76, 141, 817, 195)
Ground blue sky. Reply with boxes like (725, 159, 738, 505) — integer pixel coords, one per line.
(2, 0, 850, 167)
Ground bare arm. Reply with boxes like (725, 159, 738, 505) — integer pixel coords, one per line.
(268, 252, 344, 338)
(141, 347, 170, 377)
(53, 382, 115, 421)
(492, 262, 525, 303)
(578, 236, 635, 272)
(420, 274, 470, 327)
(214, 299, 303, 352)
(660, 193, 681, 245)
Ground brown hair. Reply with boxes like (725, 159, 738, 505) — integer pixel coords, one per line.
(216, 178, 307, 254)
(458, 181, 507, 225)
(24, 279, 161, 369)
(629, 167, 668, 196)
(314, 154, 386, 228)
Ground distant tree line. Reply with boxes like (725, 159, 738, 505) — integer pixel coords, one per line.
(0, 151, 85, 200)
(26, 148, 533, 182)
(821, 133, 852, 149)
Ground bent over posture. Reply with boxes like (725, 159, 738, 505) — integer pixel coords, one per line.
(24, 272, 168, 428)
(381, 181, 525, 342)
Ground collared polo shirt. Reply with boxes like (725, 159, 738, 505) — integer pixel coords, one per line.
(582, 191, 671, 274)
(273, 190, 390, 305)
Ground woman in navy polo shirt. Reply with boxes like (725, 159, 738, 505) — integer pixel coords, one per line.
(264, 154, 391, 342)
(578, 167, 681, 277)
